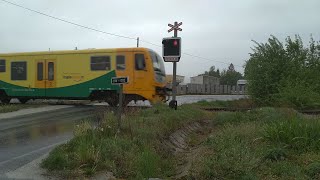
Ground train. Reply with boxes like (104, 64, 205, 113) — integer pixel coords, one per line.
(0, 47, 168, 106)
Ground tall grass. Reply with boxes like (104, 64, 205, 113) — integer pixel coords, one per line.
(41, 103, 209, 179)
(189, 107, 320, 179)
(263, 118, 320, 152)
(196, 98, 255, 109)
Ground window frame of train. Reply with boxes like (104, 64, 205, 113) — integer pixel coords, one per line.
(90, 56, 111, 71)
(0, 59, 5, 72)
(11, 61, 27, 81)
(37, 62, 44, 81)
(116, 55, 126, 71)
(48, 62, 54, 81)
(135, 54, 146, 70)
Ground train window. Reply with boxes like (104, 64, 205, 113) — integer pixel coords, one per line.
(91, 56, 111, 71)
(11, 61, 27, 80)
(0, 60, 5, 72)
(48, 62, 54, 81)
(37, 62, 43, 80)
(135, 54, 146, 70)
(116, 55, 126, 70)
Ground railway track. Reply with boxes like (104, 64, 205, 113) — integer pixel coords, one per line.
(201, 107, 320, 115)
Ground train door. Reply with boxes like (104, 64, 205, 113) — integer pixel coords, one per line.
(115, 52, 133, 90)
(35, 60, 56, 97)
(46, 60, 56, 89)
(133, 52, 148, 90)
(35, 60, 45, 97)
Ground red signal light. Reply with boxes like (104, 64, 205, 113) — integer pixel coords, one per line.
(173, 40, 178, 46)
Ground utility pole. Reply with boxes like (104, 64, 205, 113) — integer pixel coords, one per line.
(137, 37, 139, 47)
(171, 22, 178, 110)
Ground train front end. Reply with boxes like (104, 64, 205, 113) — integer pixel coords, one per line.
(149, 50, 168, 103)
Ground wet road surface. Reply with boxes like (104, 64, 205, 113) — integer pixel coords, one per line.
(0, 105, 104, 178)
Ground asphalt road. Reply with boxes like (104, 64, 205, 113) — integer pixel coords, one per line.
(0, 105, 105, 179)
(0, 95, 246, 179)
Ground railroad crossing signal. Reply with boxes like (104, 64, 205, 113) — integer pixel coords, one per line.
(164, 21, 182, 110)
(162, 37, 181, 62)
(168, 22, 182, 33)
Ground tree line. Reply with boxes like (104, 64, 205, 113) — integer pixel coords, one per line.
(199, 63, 243, 86)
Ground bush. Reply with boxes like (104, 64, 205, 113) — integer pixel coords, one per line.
(245, 35, 320, 108)
(278, 81, 320, 109)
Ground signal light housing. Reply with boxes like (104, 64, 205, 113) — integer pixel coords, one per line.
(162, 37, 181, 62)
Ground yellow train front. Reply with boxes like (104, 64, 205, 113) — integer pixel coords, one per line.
(0, 47, 168, 106)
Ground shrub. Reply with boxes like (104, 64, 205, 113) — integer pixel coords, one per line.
(245, 35, 320, 108)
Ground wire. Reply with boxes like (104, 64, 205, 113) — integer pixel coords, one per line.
(139, 39, 162, 47)
(0, 0, 136, 40)
(183, 53, 243, 67)
(0, 0, 243, 68)
(139, 39, 242, 67)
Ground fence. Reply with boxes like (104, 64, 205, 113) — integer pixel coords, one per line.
(169, 84, 247, 95)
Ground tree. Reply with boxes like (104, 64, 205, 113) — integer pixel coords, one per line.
(219, 64, 243, 85)
(199, 66, 220, 77)
(244, 35, 320, 107)
(228, 63, 235, 72)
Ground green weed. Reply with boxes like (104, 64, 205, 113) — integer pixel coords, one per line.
(190, 107, 320, 179)
(42, 103, 207, 179)
(263, 117, 320, 152)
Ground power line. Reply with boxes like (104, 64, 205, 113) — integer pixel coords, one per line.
(138, 39, 240, 67)
(183, 53, 243, 67)
(139, 39, 162, 47)
(0, 0, 243, 68)
(138, 40, 243, 67)
(0, 0, 136, 40)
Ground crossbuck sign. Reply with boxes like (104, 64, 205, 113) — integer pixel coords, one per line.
(168, 22, 182, 32)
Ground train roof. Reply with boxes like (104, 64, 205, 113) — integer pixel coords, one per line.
(0, 47, 151, 57)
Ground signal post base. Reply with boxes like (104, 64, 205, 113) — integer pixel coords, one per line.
(169, 100, 177, 110)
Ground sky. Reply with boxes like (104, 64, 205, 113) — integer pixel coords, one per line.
(0, 0, 319, 82)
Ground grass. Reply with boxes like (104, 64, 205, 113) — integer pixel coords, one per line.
(41, 99, 320, 179)
(196, 98, 256, 109)
(41, 103, 211, 179)
(188, 107, 320, 179)
(0, 104, 41, 113)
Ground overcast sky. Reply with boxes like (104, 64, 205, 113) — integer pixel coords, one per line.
(1, 0, 319, 82)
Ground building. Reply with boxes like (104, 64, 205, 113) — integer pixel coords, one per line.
(166, 75, 185, 85)
(237, 79, 247, 86)
(190, 75, 220, 85)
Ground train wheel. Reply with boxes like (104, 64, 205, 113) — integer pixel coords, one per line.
(1, 98, 11, 104)
(19, 98, 29, 104)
